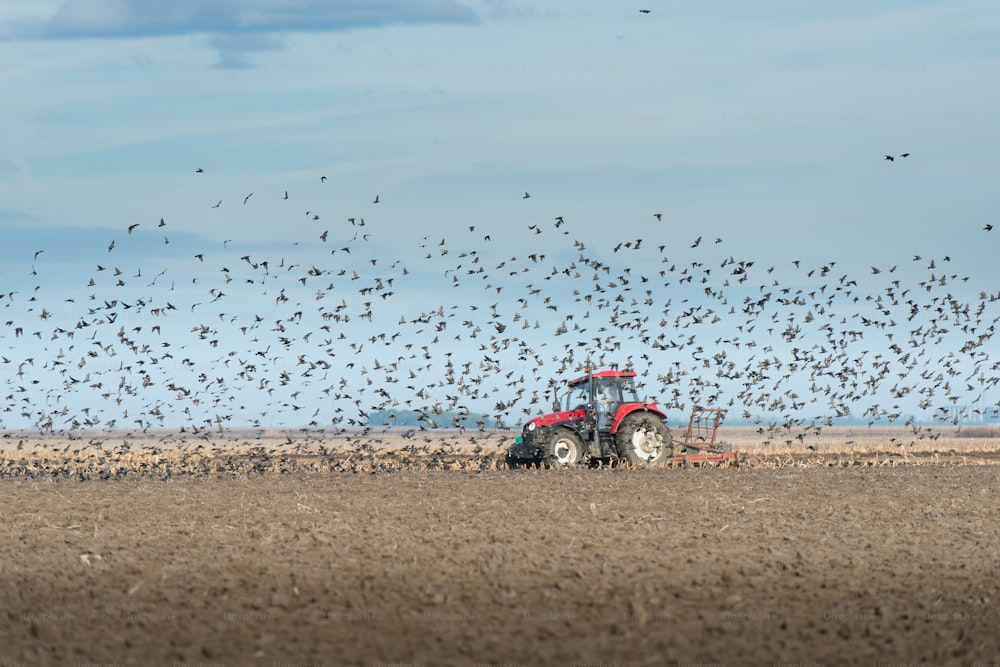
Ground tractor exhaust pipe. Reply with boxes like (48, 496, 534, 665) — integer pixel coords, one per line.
(587, 367, 598, 449)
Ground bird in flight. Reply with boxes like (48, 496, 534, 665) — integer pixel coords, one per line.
(320, 176, 327, 182)
(654, 213, 663, 221)
(523, 192, 531, 199)
(884, 155, 894, 161)
(985, 224, 994, 232)
(244, 193, 253, 205)
(128, 223, 139, 234)
(373, 195, 380, 204)
(211, 200, 222, 208)
(282, 191, 289, 200)
(639, 9, 651, 14)
(195, 168, 204, 173)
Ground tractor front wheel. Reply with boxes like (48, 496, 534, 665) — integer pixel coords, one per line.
(616, 413, 673, 465)
(541, 428, 585, 467)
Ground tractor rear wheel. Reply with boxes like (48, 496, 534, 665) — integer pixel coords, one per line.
(616, 412, 673, 465)
(541, 428, 585, 467)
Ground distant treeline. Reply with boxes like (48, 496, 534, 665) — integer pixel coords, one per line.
(363, 409, 984, 429)
(366, 410, 499, 428)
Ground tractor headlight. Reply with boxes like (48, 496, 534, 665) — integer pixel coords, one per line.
(526, 422, 536, 432)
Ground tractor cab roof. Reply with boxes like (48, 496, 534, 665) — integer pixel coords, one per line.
(567, 369, 637, 387)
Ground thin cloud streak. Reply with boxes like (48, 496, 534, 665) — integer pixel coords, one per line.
(2, 0, 479, 40)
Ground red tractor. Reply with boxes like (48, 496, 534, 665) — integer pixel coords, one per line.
(506, 368, 733, 467)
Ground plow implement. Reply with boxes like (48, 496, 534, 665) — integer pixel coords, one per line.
(670, 406, 738, 464)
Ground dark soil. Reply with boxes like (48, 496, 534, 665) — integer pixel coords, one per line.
(3, 464, 999, 666)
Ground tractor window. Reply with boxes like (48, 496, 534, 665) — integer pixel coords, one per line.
(564, 383, 589, 411)
(592, 378, 621, 429)
(618, 377, 639, 402)
(594, 378, 621, 403)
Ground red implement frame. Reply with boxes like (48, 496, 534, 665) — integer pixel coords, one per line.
(671, 406, 737, 464)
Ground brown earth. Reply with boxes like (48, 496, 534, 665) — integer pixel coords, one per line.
(2, 457, 1000, 667)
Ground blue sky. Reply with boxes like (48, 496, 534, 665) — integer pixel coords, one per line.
(1, 1, 999, 432)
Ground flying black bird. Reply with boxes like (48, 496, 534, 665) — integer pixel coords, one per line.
(884, 155, 894, 161)
(523, 192, 531, 199)
(211, 200, 221, 208)
(985, 224, 994, 232)
(244, 193, 253, 205)
(195, 168, 204, 173)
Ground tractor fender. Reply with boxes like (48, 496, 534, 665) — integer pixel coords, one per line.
(610, 403, 668, 434)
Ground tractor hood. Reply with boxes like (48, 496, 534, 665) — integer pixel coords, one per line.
(527, 409, 586, 428)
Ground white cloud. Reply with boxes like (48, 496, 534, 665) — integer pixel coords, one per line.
(1, 0, 479, 67)
(3, 0, 478, 40)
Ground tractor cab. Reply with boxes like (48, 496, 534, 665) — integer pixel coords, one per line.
(562, 371, 639, 428)
(563, 372, 638, 410)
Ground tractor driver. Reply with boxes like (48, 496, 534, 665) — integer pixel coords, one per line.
(594, 378, 619, 428)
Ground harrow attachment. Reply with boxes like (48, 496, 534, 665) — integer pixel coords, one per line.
(671, 406, 738, 464)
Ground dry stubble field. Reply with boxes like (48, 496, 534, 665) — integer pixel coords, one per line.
(2, 428, 1000, 667)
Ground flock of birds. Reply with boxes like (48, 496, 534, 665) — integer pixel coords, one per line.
(2, 157, 999, 458)
(0, 436, 500, 480)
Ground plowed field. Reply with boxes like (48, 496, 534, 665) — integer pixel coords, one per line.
(3, 449, 999, 666)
